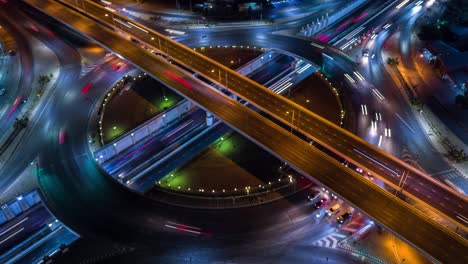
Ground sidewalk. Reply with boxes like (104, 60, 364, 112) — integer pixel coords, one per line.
(0, 23, 21, 146)
(340, 227, 431, 264)
(382, 33, 468, 180)
(0, 36, 59, 169)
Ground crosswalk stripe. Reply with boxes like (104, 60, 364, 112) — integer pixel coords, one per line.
(324, 237, 331, 247)
(329, 236, 337, 247)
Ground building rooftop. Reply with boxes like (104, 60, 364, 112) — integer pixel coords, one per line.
(431, 41, 468, 72)
(431, 40, 460, 55)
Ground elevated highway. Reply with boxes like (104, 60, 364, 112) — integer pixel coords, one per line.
(52, 0, 468, 232)
(22, 0, 468, 262)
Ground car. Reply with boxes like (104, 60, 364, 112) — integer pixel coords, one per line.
(112, 62, 124, 70)
(81, 83, 92, 94)
(88, 133, 95, 144)
(325, 204, 341, 217)
(362, 49, 369, 57)
(0, 88, 6, 96)
(150, 50, 161, 55)
(307, 190, 320, 202)
(337, 212, 353, 224)
(58, 130, 66, 144)
(312, 198, 328, 209)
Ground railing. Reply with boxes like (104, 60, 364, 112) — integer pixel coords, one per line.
(24, 1, 468, 262)
(147, 177, 313, 209)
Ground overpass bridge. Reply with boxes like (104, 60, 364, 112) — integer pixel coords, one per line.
(52, 0, 468, 232)
(21, 0, 468, 262)
(99, 49, 315, 191)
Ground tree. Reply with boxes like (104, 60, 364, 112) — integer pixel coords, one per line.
(449, 147, 467, 162)
(13, 117, 28, 130)
(386, 57, 399, 67)
(38, 75, 51, 88)
(409, 97, 424, 111)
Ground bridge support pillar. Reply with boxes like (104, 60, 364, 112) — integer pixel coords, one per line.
(206, 112, 214, 126)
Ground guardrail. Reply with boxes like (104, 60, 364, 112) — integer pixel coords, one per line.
(24, 1, 468, 262)
(147, 177, 313, 209)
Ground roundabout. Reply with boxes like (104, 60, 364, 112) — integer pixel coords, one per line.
(1, 0, 464, 263)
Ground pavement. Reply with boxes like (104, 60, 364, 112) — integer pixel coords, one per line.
(4, 1, 460, 261)
(0, 19, 22, 146)
(0, 35, 60, 167)
(0, 162, 38, 204)
(382, 26, 468, 184)
(340, 226, 431, 264)
(0, 6, 63, 202)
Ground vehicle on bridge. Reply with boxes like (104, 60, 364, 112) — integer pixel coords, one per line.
(312, 198, 328, 209)
(306, 190, 320, 202)
(337, 211, 353, 224)
(325, 204, 341, 217)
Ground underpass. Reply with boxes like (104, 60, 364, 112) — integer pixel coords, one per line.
(54, 0, 468, 233)
(22, 0, 468, 262)
(100, 49, 315, 193)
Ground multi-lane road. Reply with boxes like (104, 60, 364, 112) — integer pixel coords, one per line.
(22, 0, 468, 262)
(53, 0, 467, 231)
(0, 2, 378, 263)
(102, 109, 207, 180)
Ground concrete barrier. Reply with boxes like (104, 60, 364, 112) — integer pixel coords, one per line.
(95, 99, 196, 163)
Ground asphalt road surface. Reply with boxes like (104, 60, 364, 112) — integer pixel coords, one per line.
(19, 0, 468, 262)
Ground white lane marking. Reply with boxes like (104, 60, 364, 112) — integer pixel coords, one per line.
(167, 221, 202, 230)
(456, 215, 468, 224)
(0, 217, 28, 237)
(165, 224, 202, 235)
(372, 89, 385, 101)
(344, 73, 355, 83)
(395, 113, 416, 133)
(0, 228, 24, 245)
